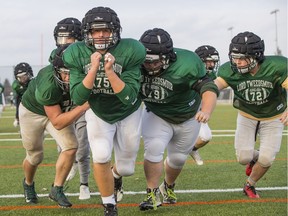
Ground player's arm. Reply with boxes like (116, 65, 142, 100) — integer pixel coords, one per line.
(192, 75, 219, 123)
(279, 109, 288, 126)
(281, 77, 288, 90)
(280, 78, 288, 125)
(196, 90, 218, 122)
(214, 77, 228, 90)
(104, 52, 125, 93)
(44, 102, 89, 130)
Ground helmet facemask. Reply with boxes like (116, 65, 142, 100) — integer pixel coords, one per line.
(85, 23, 119, 50)
(14, 62, 34, 85)
(229, 31, 265, 74)
(195, 45, 220, 74)
(143, 54, 170, 76)
(54, 17, 82, 47)
(204, 54, 219, 74)
(229, 53, 257, 74)
(52, 44, 70, 92)
(54, 67, 70, 92)
(140, 28, 176, 76)
(56, 32, 77, 47)
(16, 72, 31, 85)
(82, 7, 121, 51)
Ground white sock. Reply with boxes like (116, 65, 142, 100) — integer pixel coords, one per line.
(102, 194, 116, 205)
(112, 168, 121, 179)
(247, 177, 256, 186)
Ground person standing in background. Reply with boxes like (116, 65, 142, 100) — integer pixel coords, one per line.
(12, 63, 33, 127)
(0, 82, 5, 117)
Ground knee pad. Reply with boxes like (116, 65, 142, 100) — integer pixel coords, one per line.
(91, 145, 111, 163)
(27, 151, 44, 166)
(198, 130, 212, 142)
(144, 152, 163, 163)
(198, 124, 212, 142)
(198, 135, 212, 143)
(144, 139, 166, 163)
(116, 160, 135, 177)
(236, 149, 254, 165)
(166, 153, 186, 170)
(92, 151, 111, 163)
(257, 149, 276, 168)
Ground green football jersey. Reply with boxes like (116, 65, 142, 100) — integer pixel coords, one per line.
(207, 71, 217, 80)
(12, 80, 29, 99)
(21, 65, 74, 116)
(48, 48, 57, 63)
(217, 56, 287, 118)
(140, 48, 206, 124)
(63, 39, 146, 124)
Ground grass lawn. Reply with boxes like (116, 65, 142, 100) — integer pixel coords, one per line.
(0, 104, 287, 216)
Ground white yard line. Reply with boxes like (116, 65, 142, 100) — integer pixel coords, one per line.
(1, 186, 287, 198)
(0, 130, 287, 141)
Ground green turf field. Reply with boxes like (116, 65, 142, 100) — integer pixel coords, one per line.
(0, 104, 287, 216)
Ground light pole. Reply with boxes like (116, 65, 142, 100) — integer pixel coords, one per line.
(270, 9, 282, 55)
(227, 27, 234, 39)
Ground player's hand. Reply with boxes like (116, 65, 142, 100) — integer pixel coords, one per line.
(104, 53, 115, 72)
(81, 101, 90, 111)
(195, 111, 210, 123)
(90, 52, 102, 73)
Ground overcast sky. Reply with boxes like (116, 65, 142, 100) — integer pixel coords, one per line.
(0, 0, 287, 83)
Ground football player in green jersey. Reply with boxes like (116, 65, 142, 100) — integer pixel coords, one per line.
(189, 45, 220, 165)
(62, 7, 146, 215)
(0, 82, 5, 117)
(138, 28, 219, 211)
(214, 31, 287, 199)
(52, 17, 91, 200)
(12, 62, 34, 127)
(19, 45, 89, 207)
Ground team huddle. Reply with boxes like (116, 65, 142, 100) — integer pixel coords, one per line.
(7, 6, 287, 216)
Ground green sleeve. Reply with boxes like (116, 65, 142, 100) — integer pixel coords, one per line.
(63, 42, 92, 105)
(71, 81, 91, 105)
(200, 81, 220, 97)
(35, 66, 61, 106)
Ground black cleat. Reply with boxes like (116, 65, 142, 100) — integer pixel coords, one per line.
(23, 178, 38, 204)
(49, 184, 72, 208)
